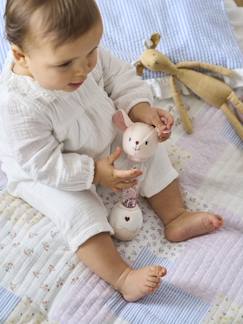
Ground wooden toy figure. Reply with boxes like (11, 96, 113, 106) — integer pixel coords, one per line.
(135, 33, 243, 140)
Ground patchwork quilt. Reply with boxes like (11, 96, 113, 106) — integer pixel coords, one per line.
(0, 93, 243, 323)
(1, 0, 243, 323)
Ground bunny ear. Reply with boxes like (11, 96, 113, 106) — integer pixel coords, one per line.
(112, 110, 134, 132)
(144, 39, 153, 49)
(150, 33, 161, 49)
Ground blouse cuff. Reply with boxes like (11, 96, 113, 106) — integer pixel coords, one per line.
(79, 156, 95, 190)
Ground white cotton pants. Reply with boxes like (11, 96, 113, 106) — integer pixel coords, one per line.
(9, 144, 178, 252)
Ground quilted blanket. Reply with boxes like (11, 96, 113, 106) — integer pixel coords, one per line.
(0, 91, 243, 323)
(1, 0, 243, 323)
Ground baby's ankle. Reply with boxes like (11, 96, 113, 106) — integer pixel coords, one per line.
(112, 265, 166, 302)
(164, 207, 187, 226)
(114, 267, 132, 292)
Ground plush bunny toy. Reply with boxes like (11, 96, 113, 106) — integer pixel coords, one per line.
(109, 110, 161, 241)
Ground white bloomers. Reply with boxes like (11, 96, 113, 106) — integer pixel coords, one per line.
(9, 143, 178, 252)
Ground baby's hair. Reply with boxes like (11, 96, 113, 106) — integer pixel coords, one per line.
(5, 0, 101, 50)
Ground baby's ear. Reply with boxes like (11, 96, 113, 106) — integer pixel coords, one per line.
(112, 110, 134, 132)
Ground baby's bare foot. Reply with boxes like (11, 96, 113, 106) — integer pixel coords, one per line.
(164, 210, 223, 242)
(115, 265, 166, 302)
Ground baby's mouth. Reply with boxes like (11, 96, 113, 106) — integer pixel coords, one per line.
(69, 81, 84, 86)
(69, 77, 87, 87)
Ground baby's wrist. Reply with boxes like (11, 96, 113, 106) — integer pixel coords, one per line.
(93, 160, 100, 185)
(128, 102, 151, 124)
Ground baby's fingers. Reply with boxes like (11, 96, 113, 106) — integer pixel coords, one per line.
(108, 147, 122, 165)
(113, 180, 138, 191)
(114, 168, 142, 180)
(158, 110, 174, 127)
(158, 135, 170, 142)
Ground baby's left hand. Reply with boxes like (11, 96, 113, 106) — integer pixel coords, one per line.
(129, 103, 173, 141)
(149, 107, 173, 142)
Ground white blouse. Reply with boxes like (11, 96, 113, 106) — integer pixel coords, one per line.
(0, 47, 153, 191)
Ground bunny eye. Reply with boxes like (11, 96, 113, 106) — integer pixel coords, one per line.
(145, 141, 149, 145)
(129, 137, 131, 141)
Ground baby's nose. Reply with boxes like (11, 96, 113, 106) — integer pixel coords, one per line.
(135, 141, 139, 145)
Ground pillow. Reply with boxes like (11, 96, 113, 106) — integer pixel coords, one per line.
(0, 1, 9, 72)
(0, 163, 7, 190)
(97, 0, 243, 80)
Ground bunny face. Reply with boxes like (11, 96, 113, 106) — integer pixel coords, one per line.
(140, 49, 176, 74)
(112, 110, 159, 162)
(123, 122, 158, 162)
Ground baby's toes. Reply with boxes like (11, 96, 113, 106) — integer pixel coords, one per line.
(214, 215, 224, 228)
(146, 286, 157, 294)
(149, 276, 161, 284)
(206, 215, 224, 230)
(149, 265, 167, 278)
(146, 276, 160, 288)
(146, 280, 159, 289)
(158, 266, 167, 277)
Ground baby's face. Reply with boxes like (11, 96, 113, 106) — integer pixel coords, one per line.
(22, 21, 103, 92)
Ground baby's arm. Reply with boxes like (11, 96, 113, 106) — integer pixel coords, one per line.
(4, 99, 94, 191)
(4, 98, 142, 192)
(98, 48, 173, 140)
(98, 47, 153, 114)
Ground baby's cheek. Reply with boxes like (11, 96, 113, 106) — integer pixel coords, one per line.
(39, 70, 69, 90)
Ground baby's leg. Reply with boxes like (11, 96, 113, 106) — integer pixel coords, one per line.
(140, 145, 223, 242)
(148, 178, 223, 242)
(77, 233, 166, 302)
(10, 180, 166, 301)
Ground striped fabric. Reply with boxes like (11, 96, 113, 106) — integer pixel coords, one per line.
(107, 248, 210, 324)
(0, 286, 21, 323)
(97, 0, 243, 79)
(0, 1, 9, 72)
(1, 0, 243, 77)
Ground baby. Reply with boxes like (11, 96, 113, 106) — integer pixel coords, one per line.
(0, 0, 223, 302)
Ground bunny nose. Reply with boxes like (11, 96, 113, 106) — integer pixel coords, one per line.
(135, 141, 139, 145)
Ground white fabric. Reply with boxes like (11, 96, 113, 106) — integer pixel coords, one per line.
(10, 144, 178, 252)
(0, 47, 153, 192)
(0, 46, 178, 251)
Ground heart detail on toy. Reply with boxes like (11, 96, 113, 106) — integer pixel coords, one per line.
(125, 217, 130, 222)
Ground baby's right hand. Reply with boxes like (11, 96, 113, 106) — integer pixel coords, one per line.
(93, 147, 142, 191)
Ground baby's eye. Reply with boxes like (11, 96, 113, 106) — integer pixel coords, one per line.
(57, 61, 72, 68)
(145, 141, 149, 145)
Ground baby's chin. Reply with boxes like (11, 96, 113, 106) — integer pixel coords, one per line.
(37, 82, 83, 93)
(60, 83, 83, 92)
